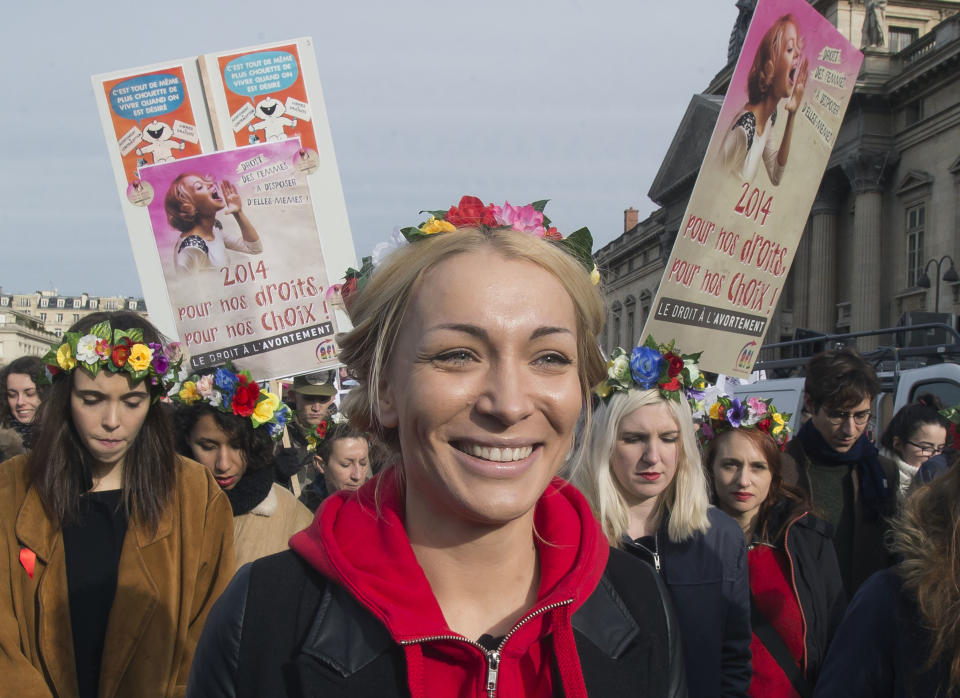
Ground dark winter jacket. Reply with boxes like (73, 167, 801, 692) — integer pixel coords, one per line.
(783, 438, 898, 594)
(624, 506, 752, 698)
(814, 568, 953, 697)
(187, 471, 688, 698)
(756, 504, 847, 685)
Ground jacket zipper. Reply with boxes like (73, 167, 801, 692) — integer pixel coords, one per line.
(633, 531, 661, 572)
(782, 514, 809, 674)
(399, 598, 573, 697)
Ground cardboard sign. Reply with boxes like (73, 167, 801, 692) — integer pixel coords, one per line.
(640, 0, 863, 376)
(138, 139, 338, 380)
(198, 38, 357, 285)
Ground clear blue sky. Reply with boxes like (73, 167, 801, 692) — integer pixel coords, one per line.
(0, 0, 735, 297)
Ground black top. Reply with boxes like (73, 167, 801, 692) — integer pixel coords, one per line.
(62, 489, 128, 698)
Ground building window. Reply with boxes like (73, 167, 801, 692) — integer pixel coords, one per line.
(73, 299, 82, 308)
(56, 298, 65, 308)
(906, 204, 925, 287)
(889, 26, 918, 53)
(40, 312, 46, 321)
(129, 300, 138, 310)
(106, 300, 117, 310)
(40, 298, 48, 308)
(905, 100, 923, 126)
(90, 300, 98, 309)
(1, 297, 8, 306)
(73, 313, 80, 322)
(57, 313, 64, 322)
(18, 298, 29, 307)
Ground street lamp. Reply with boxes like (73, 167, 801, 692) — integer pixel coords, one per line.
(917, 255, 960, 313)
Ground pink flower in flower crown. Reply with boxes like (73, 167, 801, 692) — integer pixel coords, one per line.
(493, 202, 545, 235)
(196, 374, 216, 399)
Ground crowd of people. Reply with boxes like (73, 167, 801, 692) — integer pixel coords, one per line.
(2, 195, 959, 696)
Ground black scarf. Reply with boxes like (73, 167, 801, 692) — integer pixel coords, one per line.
(224, 466, 275, 516)
(796, 420, 894, 520)
(10, 419, 33, 450)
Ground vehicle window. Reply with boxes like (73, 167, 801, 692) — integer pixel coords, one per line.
(910, 380, 960, 409)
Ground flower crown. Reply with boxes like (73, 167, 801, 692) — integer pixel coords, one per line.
(304, 411, 347, 451)
(40, 321, 184, 397)
(170, 364, 290, 441)
(697, 394, 792, 449)
(341, 196, 598, 306)
(594, 337, 707, 404)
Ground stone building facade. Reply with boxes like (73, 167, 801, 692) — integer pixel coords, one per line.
(0, 308, 59, 365)
(0, 290, 148, 363)
(597, 0, 960, 354)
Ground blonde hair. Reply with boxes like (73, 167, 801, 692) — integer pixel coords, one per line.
(337, 226, 606, 456)
(890, 456, 960, 693)
(571, 389, 711, 546)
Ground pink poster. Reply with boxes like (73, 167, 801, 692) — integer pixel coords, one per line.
(642, 0, 863, 376)
(138, 139, 338, 380)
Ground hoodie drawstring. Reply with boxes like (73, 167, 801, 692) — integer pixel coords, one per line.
(402, 642, 426, 698)
(552, 605, 588, 698)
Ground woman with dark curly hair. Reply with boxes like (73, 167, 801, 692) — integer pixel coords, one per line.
(879, 395, 949, 497)
(0, 355, 49, 456)
(815, 451, 960, 696)
(172, 365, 313, 570)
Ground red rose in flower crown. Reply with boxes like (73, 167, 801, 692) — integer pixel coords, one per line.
(664, 352, 684, 379)
(659, 377, 681, 392)
(446, 196, 498, 227)
(544, 227, 562, 241)
(111, 336, 133, 368)
(231, 375, 261, 417)
(757, 417, 772, 433)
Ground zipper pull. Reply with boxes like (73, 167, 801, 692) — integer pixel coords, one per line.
(485, 650, 501, 697)
(653, 551, 661, 573)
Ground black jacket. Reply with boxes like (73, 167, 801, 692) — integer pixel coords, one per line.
(624, 507, 752, 698)
(783, 439, 898, 594)
(759, 505, 847, 684)
(186, 548, 688, 697)
(814, 568, 952, 697)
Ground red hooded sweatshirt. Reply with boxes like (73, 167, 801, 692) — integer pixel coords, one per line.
(289, 468, 609, 698)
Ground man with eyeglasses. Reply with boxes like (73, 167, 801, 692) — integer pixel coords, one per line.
(784, 348, 898, 596)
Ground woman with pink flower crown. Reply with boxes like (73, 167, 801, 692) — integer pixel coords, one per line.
(188, 196, 685, 698)
(701, 394, 846, 698)
(572, 338, 752, 698)
(0, 311, 235, 698)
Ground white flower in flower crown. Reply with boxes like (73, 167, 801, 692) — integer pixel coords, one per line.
(196, 374, 216, 399)
(166, 365, 191, 398)
(75, 334, 100, 364)
(372, 227, 409, 266)
(609, 353, 631, 384)
(683, 358, 701, 386)
(208, 389, 223, 408)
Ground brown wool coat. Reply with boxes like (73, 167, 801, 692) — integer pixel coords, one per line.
(0, 454, 235, 698)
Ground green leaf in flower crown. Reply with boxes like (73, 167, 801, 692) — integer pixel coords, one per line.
(643, 335, 659, 351)
(90, 321, 112, 340)
(128, 368, 148, 382)
(127, 328, 144, 343)
(401, 226, 429, 242)
(420, 209, 449, 219)
(529, 200, 549, 213)
(558, 227, 594, 272)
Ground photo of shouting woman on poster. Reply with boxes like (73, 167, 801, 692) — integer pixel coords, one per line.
(720, 14, 809, 185)
(164, 174, 264, 274)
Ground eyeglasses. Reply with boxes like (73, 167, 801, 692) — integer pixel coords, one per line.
(821, 409, 872, 426)
(905, 440, 945, 457)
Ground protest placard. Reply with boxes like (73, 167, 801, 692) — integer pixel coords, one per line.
(137, 139, 338, 381)
(640, 0, 863, 376)
(198, 38, 357, 286)
(93, 60, 215, 337)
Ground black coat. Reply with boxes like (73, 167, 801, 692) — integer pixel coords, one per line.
(761, 505, 847, 684)
(186, 548, 688, 698)
(814, 568, 952, 697)
(624, 507, 752, 698)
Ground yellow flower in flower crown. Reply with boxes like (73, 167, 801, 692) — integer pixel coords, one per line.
(771, 411, 786, 436)
(590, 265, 601, 286)
(57, 343, 77, 371)
(594, 381, 612, 399)
(420, 217, 456, 235)
(178, 381, 201, 405)
(709, 402, 724, 421)
(128, 343, 153, 372)
(253, 390, 281, 423)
